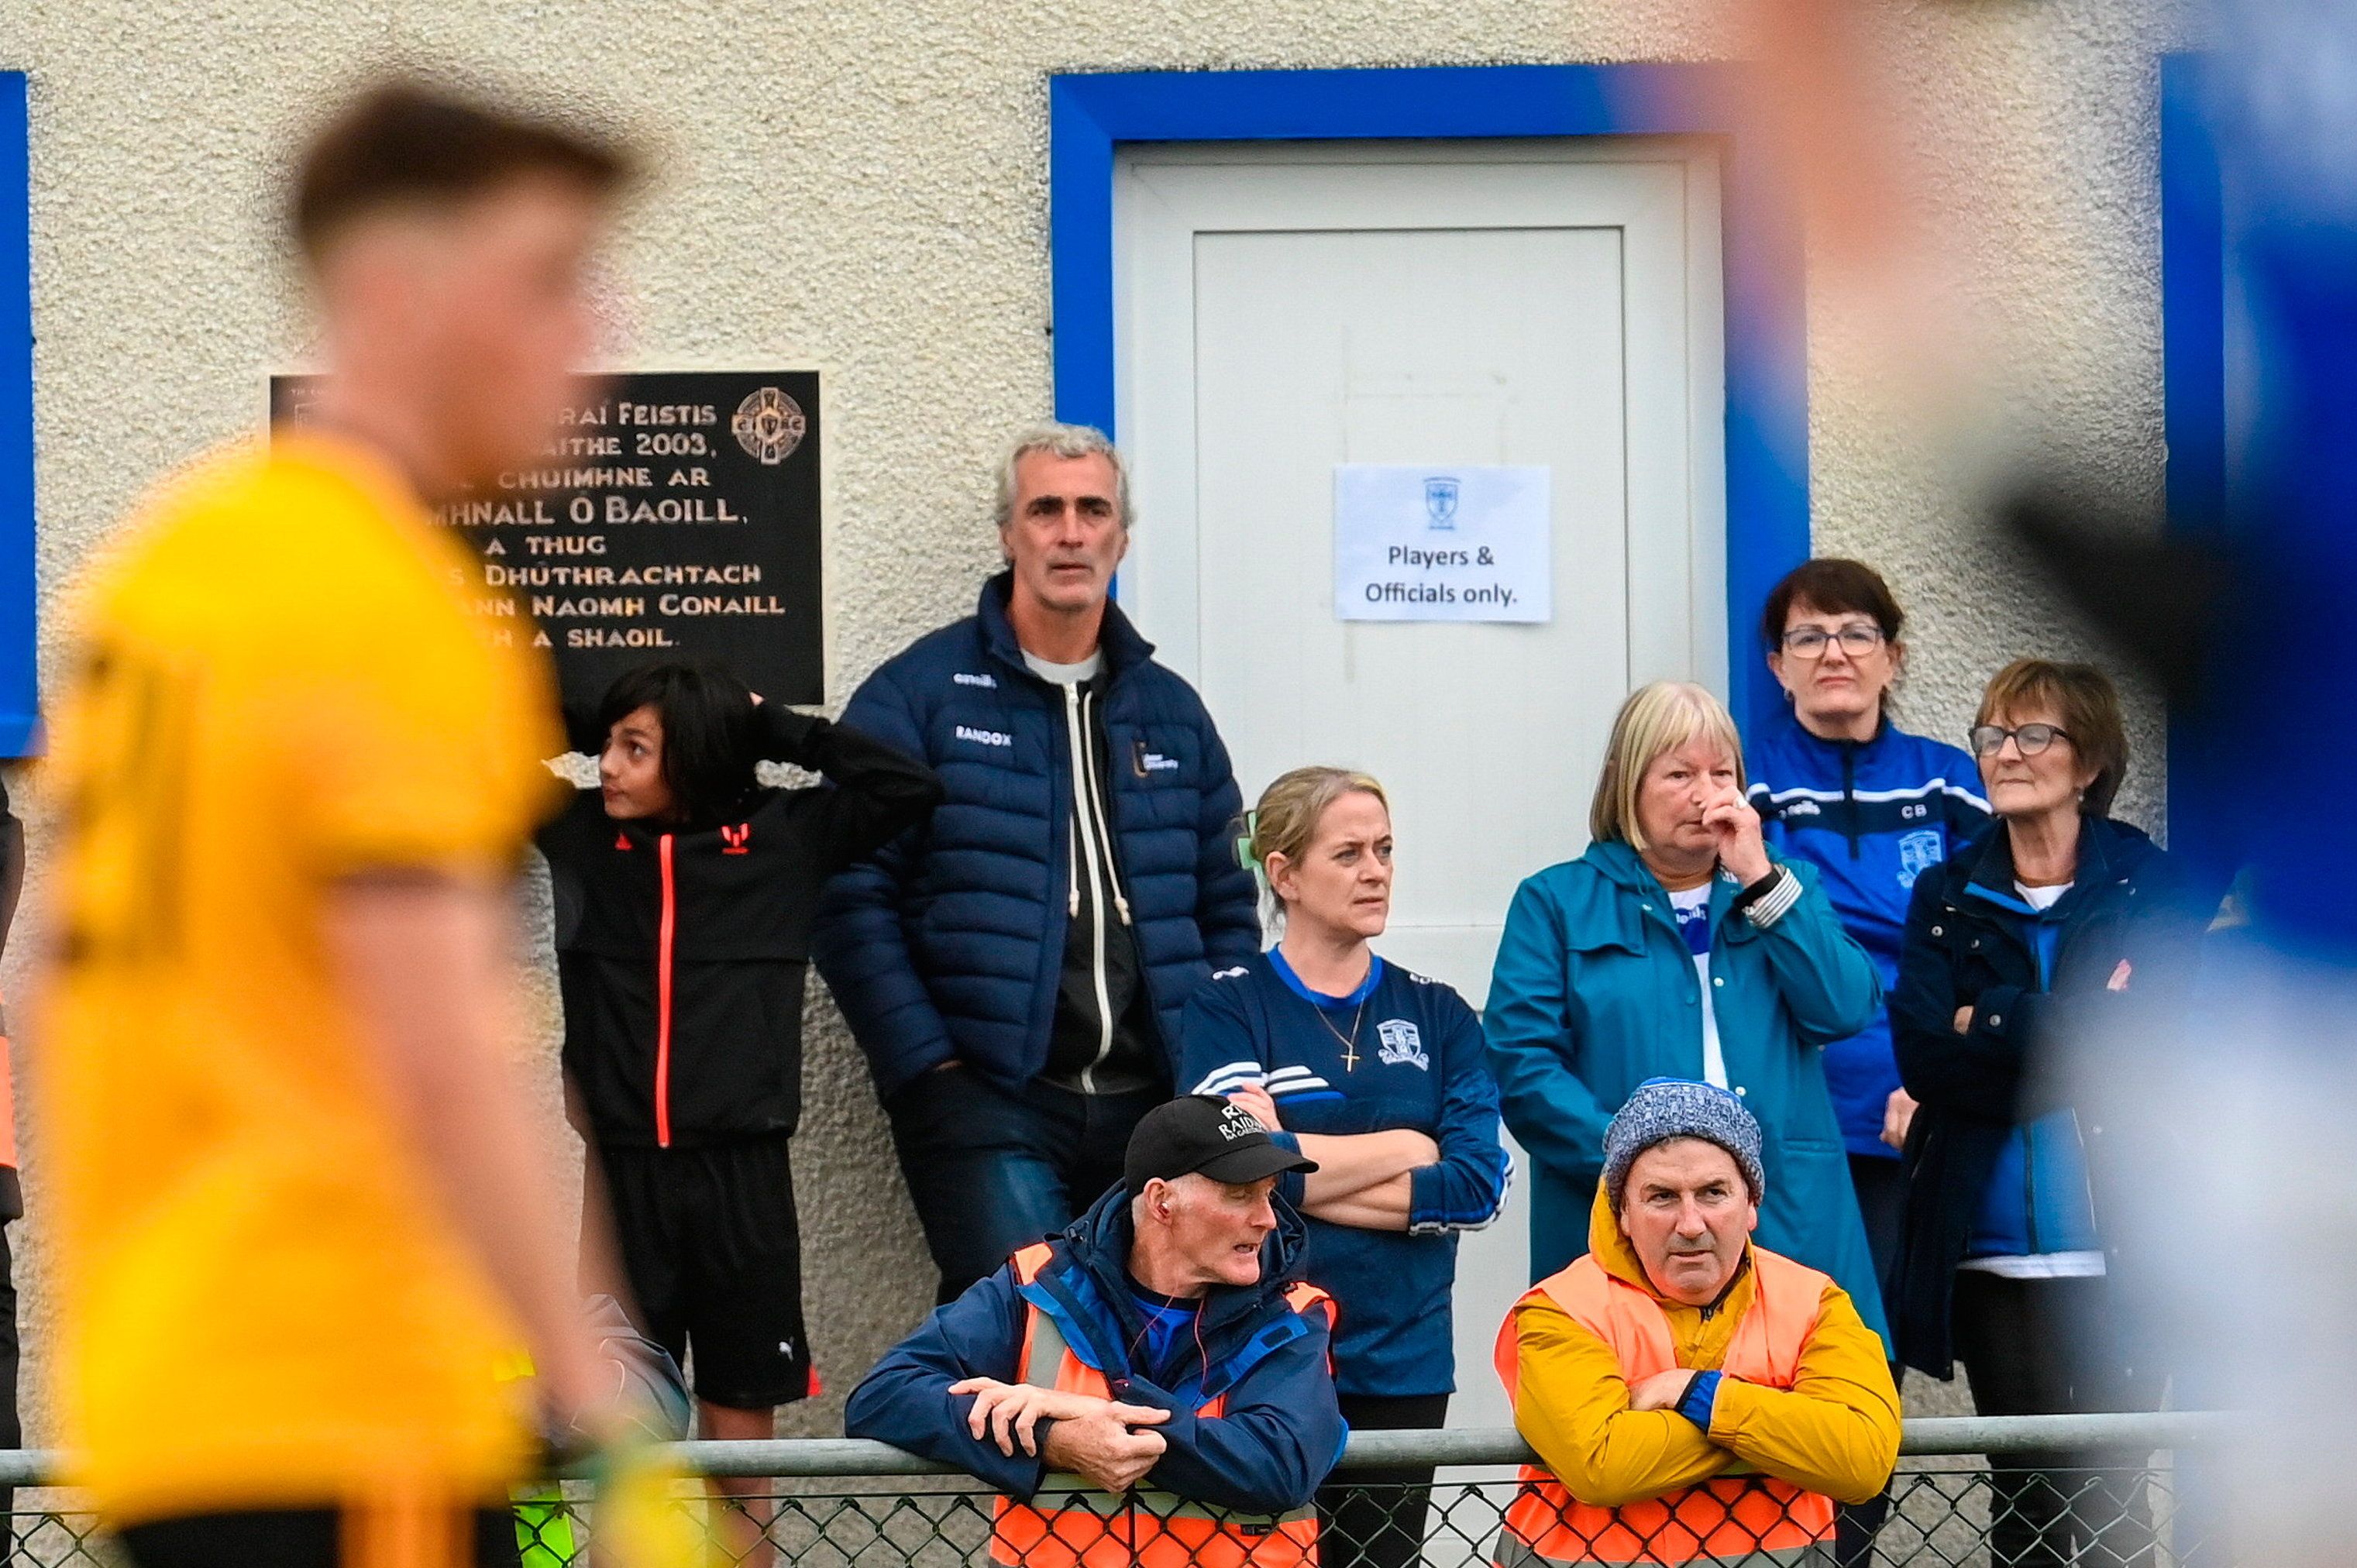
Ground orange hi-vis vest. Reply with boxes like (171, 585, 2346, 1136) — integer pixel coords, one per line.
(1492, 1248, 1836, 1568)
(989, 1241, 1333, 1568)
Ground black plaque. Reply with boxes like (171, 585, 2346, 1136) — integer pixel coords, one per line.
(271, 370, 825, 710)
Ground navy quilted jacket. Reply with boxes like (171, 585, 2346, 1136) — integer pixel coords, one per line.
(814, 574, 1261, 1097)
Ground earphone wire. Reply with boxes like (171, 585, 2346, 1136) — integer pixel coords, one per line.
(1124, 1289, 1211, 1392)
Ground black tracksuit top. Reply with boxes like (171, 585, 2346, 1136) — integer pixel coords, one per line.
(538, 706, 942, 1149)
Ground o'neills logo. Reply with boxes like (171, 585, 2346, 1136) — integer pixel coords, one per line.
(1219, 1106, 1268, 1140)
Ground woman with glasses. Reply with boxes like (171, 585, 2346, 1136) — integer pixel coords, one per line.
(1890, 658, 2206, 1568)
(1744, 561, 1988, 1322)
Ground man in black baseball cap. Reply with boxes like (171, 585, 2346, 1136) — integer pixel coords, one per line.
(1125, 1092, 1320, 1197)
(847, 1095, 1344, 1553)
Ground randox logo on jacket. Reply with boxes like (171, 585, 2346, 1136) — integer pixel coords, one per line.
(989, 1243, 1333, 1568)
(1492, 1250, 1836, 1567)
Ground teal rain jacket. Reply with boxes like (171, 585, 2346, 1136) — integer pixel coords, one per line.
(1484, 839, 1891, 1350)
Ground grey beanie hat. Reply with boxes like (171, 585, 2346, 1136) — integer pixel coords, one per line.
(1602, 1078, 1766, 1209)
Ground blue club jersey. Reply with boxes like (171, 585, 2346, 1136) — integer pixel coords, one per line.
(1746, 707, 1991, 1157)
(1125, 1278, 1209, 1379)
(1178, 950, 1510, 1398)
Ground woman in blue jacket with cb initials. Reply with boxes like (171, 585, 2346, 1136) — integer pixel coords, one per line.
(1743, 559, 1988, 1308)
(1485, 681, 1889, 1348)
(1180, 765, 1508, 1568)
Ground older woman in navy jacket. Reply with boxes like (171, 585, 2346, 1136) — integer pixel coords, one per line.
(1485, 681, 1887, 1347)
(1891, 659, 2208, 1568)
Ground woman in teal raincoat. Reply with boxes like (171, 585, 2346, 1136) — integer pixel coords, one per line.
(1485, 681, 1890, 1347)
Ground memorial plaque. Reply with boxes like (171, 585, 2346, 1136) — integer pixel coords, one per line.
(271, 370, 825, 713)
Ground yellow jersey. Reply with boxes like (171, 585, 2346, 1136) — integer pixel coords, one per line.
(40, 432, 563, 1522)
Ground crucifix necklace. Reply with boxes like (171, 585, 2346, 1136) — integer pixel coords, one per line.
(1316, 997, 1370, 1071)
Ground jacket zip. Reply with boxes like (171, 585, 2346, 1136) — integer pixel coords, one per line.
(1841, 743, 1860, 860)
(1076, 686, 1134, 923)
(1064, 685, 1123, 1092)
(655, 832, 677, 1147)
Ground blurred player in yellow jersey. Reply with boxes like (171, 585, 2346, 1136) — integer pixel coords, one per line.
(39, 82, 644, 1568)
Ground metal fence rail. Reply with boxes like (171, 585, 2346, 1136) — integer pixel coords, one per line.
(0, 1414, 2244, 1566)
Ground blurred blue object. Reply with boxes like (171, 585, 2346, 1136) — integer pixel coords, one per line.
(2037, 24, 2357, 961)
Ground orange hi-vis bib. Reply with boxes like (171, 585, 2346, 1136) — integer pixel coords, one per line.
(1492, 1250, 1836, 1567)
(989, 1242, 1333, 1568)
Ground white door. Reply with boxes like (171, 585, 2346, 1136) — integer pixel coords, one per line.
(1113, 138, 1727, 1430)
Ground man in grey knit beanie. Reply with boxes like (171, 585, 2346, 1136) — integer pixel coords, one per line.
(1603, 1076, 1767, 1212)
(1492, 1073, 1900, 1553)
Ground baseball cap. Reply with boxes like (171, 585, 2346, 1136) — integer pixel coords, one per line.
(1124, 1094, 1319, 1194)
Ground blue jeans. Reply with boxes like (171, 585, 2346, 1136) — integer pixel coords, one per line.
(886, 1067, 1165, 1303)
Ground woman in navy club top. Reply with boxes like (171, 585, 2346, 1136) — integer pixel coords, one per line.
(1743, 559, 1988, 1312)
(1744, 562, 1987, 1568)
(1179, 766, 1509, 1568)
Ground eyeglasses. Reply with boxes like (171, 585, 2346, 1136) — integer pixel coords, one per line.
(1968, 723, 2072, 758)
(1780, 624, 1887, 658)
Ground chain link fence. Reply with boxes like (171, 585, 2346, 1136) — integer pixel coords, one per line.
(0, 1413, 2236, 1566)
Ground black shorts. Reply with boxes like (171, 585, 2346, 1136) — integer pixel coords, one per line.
(116, 1507, 521, 1568)
(593, 1133, 812, 1411)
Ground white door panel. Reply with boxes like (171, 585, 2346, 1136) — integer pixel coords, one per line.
(1186, 220, 1626, 991)
(1113, 139, 1726, 1432)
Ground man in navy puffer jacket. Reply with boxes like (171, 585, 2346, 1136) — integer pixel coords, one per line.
(816, 423, 1259, 1302)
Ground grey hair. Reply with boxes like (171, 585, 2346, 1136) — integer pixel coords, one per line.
(1130, 1170, 1213, 1220)
(993, 421, 1133, 531)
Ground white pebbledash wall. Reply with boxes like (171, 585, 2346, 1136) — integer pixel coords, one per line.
(0, 0, 2197, 1435)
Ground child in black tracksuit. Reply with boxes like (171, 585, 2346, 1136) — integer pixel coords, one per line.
(538, 662, 940, 1448)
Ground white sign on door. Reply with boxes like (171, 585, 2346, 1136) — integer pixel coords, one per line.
(1333, 463, 1552, 623)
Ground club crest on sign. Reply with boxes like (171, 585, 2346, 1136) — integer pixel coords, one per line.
(1423, 476, 1460, 529)
(1897, 829, 1945, 889)
(1376, 1019, 1429, 1071)
(732, 387, 808, 465)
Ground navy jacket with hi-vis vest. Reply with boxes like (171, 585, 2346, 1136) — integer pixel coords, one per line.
(845, 1183, 1347, 1514)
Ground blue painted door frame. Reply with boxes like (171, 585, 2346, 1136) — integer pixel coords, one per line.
(0, 72, 33, 756)
(1044, 64, 1809, 734)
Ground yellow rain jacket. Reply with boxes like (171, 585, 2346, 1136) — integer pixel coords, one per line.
(1502, 1185, 1898, 1523)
